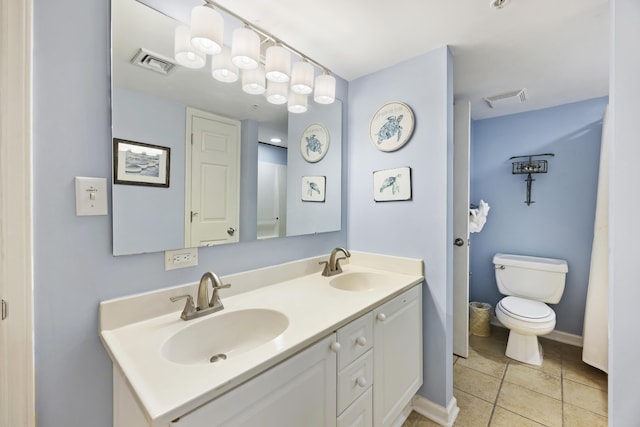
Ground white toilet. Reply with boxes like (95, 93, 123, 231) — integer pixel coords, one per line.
(493, 253, 568, 366)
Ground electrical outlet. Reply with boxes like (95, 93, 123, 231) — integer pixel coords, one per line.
(165, 248, 198, 270)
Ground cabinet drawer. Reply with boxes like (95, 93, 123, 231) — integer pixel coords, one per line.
(337, 312, 373, 369)
(337, 387, 372, 427)
(337, 350, 373, 415)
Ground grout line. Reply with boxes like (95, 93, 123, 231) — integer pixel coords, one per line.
(486, 356, 510, 426)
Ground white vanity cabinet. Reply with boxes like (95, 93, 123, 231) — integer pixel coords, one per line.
(110, 283, 422, 427)
(373, 285, 423, 427)
(170, 334, 338, 427)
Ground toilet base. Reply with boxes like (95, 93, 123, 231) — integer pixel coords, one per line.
(505, 331, 544, 366)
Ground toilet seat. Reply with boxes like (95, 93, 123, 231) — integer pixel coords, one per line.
(496, 296, 555, 336)
(498, 296, 553, 322)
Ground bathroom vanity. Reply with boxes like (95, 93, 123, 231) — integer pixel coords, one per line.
(100, 252, 424, 427)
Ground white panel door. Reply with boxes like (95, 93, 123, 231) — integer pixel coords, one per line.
(186, 109, 240, 247)
(453, 102, 471, 358)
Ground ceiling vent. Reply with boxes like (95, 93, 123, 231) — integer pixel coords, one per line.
(483, 88, 527, 108)
(130, 48, 176, 75)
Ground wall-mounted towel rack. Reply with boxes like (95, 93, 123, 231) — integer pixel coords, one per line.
(509, 153, 555, 206)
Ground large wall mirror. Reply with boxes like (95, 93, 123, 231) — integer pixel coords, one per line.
(111, 0, 343, 255)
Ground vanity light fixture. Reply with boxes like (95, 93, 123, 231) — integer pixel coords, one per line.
(211, 46, 239, 83)
(266, 81, 289, 105)
(265, 45, 291, 83)
(231, 27, 261, 70)
(290, 60, 314, 95)
(242, 64, 266, 95)
(314, 72, 336, 104)
(174, 25, 206, 69)
(190, 5, 224, 55)
(288, 92, 308, 114)
(175, 0, 337, 109)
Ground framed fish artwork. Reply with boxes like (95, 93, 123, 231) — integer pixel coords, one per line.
(369, 102, 415, 152)
(373, 166, 412, 202)
(301, 176, 326, 202)
(300, 123, 330, 162)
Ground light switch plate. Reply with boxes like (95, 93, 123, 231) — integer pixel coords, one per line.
(75, 177, 108, 216)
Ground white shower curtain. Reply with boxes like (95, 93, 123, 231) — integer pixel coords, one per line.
(582, 105, 609, 373)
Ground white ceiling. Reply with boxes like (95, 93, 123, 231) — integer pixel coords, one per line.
(121, 0, 609, 121)
(211, 0, 610, 120)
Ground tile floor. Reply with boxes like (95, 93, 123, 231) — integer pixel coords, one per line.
(403, 326, 608, 427)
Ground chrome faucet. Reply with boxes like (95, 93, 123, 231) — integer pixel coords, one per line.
(170, 271, 231, 320)
(320, 247, 351, 277)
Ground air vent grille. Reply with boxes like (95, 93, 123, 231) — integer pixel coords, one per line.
(483, 88, 528, 108)
(130, 48, 176, 75)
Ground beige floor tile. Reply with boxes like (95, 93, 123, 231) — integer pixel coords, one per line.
(469, 334, 508, 357)
(402, 411, 442, 427)
(563, 358, 608, 391)
(504, 363, 561, 400)
(496, 382, 562, 427)
(510, 351, 562, 378)
(561, 343, 583, 362)
(457, 347, 509, 379)
(563, 379, 608, 417)
(538, 337, 563, 358)
(453, 389, 493, 427)
(454, 363, 502, 403)
(563, 402, 607, 427)
(454, 354, 459, 364)
(489, 406, 545, 427)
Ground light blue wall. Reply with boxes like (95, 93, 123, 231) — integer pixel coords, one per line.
(32, 0, 347, 425)
(111, 86, 186, 254)
(469, 97, 608, 335)
(348, 47, 454, 407)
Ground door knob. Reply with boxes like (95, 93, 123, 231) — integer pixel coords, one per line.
(454, 238, 464, 247)
(227, 227, 236, 236)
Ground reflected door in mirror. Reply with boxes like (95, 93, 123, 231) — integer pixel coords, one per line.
(185, 108, 240, 247)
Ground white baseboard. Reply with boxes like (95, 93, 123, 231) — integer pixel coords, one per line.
(490, 317, 583, 347)
(411, 394, 459, 427)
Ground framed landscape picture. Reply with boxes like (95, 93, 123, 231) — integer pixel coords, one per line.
(113, 138, 170, 187)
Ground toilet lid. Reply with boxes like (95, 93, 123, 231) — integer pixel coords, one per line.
(499, 296, 552, 319)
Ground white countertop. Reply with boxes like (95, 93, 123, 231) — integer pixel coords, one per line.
(100, 252, 424, 426)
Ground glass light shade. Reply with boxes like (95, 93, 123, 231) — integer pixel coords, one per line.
(288, 92, 308, 113)
(265, 45, 291, 83)
(174, 25, 206, 69)
(290, 61, 314, 94)
(231, 28, 260, 70)
(211, 46, 239, 83)
(190, 6, 223, 55)
(314, 73, 336, 104)
(266, 81, 289, 104)
(242, 65, 266, 95)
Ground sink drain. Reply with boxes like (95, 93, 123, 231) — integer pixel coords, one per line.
(210, 353, 227, 363)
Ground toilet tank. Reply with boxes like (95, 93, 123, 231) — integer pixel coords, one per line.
(493, 253, 568, 303)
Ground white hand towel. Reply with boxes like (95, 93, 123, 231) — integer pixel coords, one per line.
(469, 200, 490, 233)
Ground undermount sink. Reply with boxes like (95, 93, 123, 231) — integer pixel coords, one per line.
(161, 309, 289, 365)
(329, 272, 391, 292)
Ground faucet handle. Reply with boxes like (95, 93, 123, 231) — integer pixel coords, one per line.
(319, 261, 330, 276)
(170, 295, 197, 321)
(212, 282, 231, 290)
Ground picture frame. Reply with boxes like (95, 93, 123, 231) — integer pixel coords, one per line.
(300, 123, 330, 162)
(369, 102, 415, 152)
(301, 176, 326, 202)
(113, 138, 170, 187)
(373, 166, 412, 202)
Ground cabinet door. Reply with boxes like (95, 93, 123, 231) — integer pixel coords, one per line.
(373, 286, 422, 427)
(171, 334, 337, 427)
